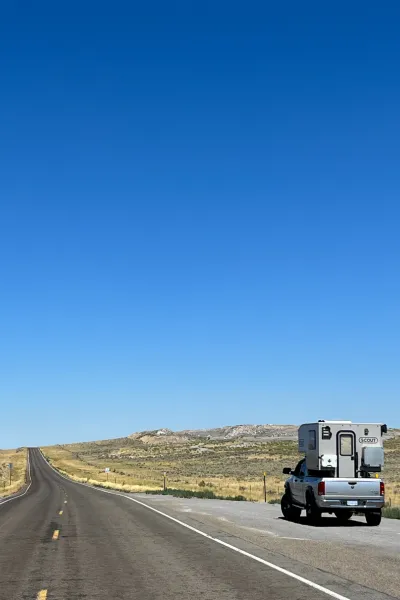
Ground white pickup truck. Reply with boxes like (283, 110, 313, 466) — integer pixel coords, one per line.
(281, 458, 384, 525)
(281, 420, 387, 526)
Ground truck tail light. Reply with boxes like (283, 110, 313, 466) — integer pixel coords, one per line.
(318, 481, 326, 496)
(380, 481, 385, 496)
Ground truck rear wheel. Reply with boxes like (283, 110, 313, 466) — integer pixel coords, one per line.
(365, 510, 382, 526)
(281, 493, 301, 521)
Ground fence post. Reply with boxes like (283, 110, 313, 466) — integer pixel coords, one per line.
(263, 472, 267, 503)
(163, 472, 167, 491)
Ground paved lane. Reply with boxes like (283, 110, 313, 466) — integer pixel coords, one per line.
(0, 449, 396, 600)
(134, 494, 400, 598)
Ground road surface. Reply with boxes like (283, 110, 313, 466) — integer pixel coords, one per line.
(137, 494, 400, 599)
(0, 449, 396, 600)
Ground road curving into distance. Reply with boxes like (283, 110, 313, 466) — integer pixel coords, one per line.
(0, 448, 396, 600)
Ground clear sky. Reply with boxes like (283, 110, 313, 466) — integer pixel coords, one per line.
(1, 2, 399, 447)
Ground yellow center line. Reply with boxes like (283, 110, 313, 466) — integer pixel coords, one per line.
(52, 529, 60, 541)
(37, 590, 48, 600)
(59, 510, 63, 515)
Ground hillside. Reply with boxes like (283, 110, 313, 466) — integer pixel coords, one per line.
(43, 424, 400, 504)
(129, 424, 298, 444)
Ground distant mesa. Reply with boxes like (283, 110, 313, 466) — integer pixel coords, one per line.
(127, 423, 400, 445)
(128, 424, 299, 444)
(156, 429, 171, 436)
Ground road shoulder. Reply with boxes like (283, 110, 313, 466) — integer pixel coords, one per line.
(130, 494, 400, 600)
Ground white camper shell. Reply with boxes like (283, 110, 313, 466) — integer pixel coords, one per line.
(298, 420, 386, 478)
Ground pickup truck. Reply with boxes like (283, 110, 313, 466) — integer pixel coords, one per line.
(281, 458, 385, 525)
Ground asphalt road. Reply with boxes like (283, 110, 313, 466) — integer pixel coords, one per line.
(0, 449, 396, 600)
(138, 495, 400, 599)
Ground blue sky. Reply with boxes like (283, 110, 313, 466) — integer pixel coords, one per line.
(1, 2, 399, 446)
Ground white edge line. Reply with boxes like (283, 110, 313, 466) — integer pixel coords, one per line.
(39, 449, 351, 600)
(0, 449, 32, 507)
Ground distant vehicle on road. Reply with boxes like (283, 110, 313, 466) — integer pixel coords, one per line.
(281, 420, 386, 526)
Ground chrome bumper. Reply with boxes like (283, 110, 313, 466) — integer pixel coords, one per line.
(316, 497, 385, 511)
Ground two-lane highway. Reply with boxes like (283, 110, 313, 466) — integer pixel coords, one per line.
(0, 449, 396, 600)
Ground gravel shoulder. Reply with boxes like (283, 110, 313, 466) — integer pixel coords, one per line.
(132, 494, 400, 600)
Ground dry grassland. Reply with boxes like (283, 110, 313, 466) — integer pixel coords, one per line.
(0, 448, 28, 497)
(43, 433, 400, 505)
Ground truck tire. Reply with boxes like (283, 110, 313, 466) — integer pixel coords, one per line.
(305, 492, 321, 524)
(281, 492, 301, 521)
(365, 510, 382, 526)
(334, 511, 352, 523)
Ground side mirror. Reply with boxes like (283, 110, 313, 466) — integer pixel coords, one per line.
(282, 467, 292, 475)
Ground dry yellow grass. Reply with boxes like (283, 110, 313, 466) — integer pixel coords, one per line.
(42, 440, 289, 501)
(0, 448, 28, 497)
(42, 433, 400, 505)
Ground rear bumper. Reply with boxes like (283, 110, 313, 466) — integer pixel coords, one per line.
(316, 497, 384, 511)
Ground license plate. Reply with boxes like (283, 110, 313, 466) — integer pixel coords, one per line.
(347, 500, 358, 506)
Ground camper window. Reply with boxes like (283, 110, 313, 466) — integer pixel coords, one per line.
(340, 434, 353, 456)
